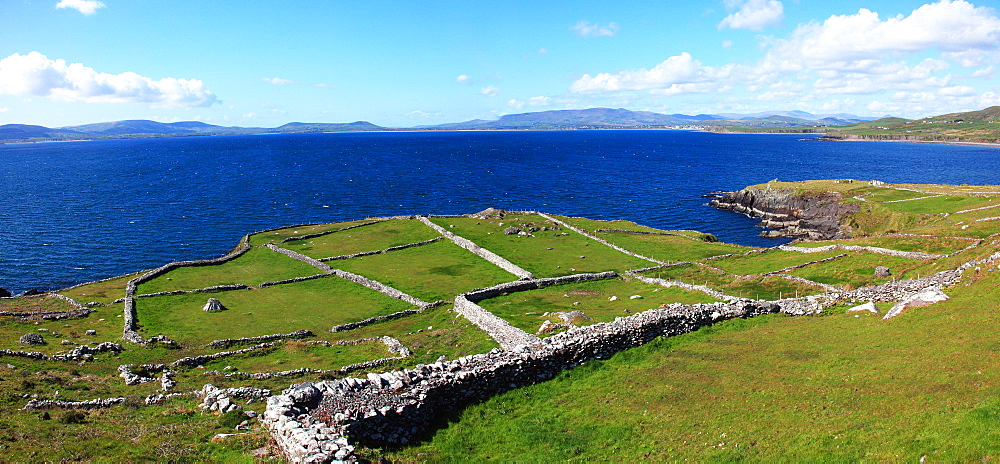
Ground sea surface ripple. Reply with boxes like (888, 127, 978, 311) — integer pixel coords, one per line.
(2, 130, 998, 293)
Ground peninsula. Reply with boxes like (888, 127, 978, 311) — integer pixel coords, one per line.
(1, 179, 1000, 460)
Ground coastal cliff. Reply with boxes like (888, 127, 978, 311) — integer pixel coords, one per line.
(709, 187, 860, 240)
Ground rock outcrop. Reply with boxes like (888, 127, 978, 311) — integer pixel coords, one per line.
(709, 187, 860, 240)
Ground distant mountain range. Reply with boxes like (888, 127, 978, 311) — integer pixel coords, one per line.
(0, 108, 885, 143)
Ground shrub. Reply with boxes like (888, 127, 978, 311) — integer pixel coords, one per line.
(219, 409, 245, 429)
(58, 410, 87, 424)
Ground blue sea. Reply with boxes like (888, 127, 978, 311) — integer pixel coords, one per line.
(2, 130, 999, 294)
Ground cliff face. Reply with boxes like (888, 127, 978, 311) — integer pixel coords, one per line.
(709, 187, 860, 240)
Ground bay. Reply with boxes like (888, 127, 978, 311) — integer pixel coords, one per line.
(1, 130, 998, 294)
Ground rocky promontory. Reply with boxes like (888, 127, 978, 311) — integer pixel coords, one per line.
(709, 187, 860, 240)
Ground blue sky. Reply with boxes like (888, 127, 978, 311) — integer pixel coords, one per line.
(1, 0, 999, 127)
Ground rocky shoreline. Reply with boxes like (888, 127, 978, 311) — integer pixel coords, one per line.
(708, 186, 860, 240)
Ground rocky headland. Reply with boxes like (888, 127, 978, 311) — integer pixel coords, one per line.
(709, 187, 860, 240)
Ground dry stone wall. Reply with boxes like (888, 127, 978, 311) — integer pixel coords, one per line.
(209, 330, 314, 349)
(264, 299, 781, 457)
(453, 272, 619, 350)
(320, 237, 442, 262)
(779, 244, 943, 260)
(536, 213, 665, 265)
(281, 221, 382, 243)
(417, 216, 534, 279)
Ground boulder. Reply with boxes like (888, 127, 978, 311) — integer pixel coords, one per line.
(846, 302, 878, 314)
(503, 226, 522, 236)
(874, 266, 892, 277)
(473, 207, 505, 219)
(883, 288, 949, 319)
(22, 288, 44, 296)
(203, 298, 227, 312)
(0, 288, 11, 298)
(20, 333, 45, 345)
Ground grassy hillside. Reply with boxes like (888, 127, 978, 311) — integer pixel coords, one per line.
(824, 106, 1000, 143)
(1, 181, 999, 460)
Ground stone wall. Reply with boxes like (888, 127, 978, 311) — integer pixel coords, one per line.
(452, 272, 620, 350)
(627, 273, 736, 300)
(264, 243, 333, 272)
(536, 213, 664, 265)
(779, 244, 943, 260)
(417, 216, 534, 279)
(330, 309, 420, 333)
(329, 269, 434, 308)
(264, 299, 781, 459)
(172, 342, 276, 368)
(281, 221, 383, 244)
(209, 330, 314, 349)
(321, 237, 442, 262)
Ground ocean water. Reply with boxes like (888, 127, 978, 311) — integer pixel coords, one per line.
(2, 130, 999, 294)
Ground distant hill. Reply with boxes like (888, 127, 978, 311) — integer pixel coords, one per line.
(823, 106, 1000, 144)
(0, 124, 81, 141)
(275, 121, 383, 132)
(426, 108, 875, 130)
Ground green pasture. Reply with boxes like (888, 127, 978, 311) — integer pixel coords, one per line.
(592, 230, 747, 263)
(708, 249, 844, 276)
(478, 278, 718, 335)
(788, 253, 924, 288)
(283, 218, 439, 259)
(327, 306, 500, 365)
(135, 247, 321, 295)
(247, 219, 374, 246)
(877, 194, 993, 215)
(332, 240, 516, 302)
(134, 277, 414, 346)
(58, 272, 139, 304)
(387, 268, 1000, 462)
(428, 215, 652, 277)
(793, 235, 973, 254)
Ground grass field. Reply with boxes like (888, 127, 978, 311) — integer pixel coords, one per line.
(2, 179, 1000, 461)
(427, 215, 653, 277)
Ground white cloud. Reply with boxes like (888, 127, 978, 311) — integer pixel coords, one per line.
(507, 96, 551, 109)
(55, 0, 105, 15)
(538, 48, 549, 55)
(263, 77, 295, 85)
(0, 107, 8, 113)
(0, 52, 218, 108)
(971, 66, 995, 78)
(480, 85, 499, 97)
(455, 74, 471, 84)
(769, 0, 1000, 69)
(939, 85, 977, 96)
(529, 96, 551, 106)
(572, 21, 619, 38)
(719, 0, 784, 31)
(571, 53, 718, 93)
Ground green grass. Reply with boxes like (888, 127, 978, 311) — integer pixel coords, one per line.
(199, 339, 393, 373)
(478, 278, 719, 335)
(247, 219, 374, 246)
(135, 247, 321, 294)
(332, 240, 517, 302)
(788, 253, 924, 288)
(386, 269, 1000, 461)
(135, 277, 414, 346)
(57, 272, 140, 304)
(794, 235, 973, 254)
(709, 249, 844, 275)
(283, 218, 439, 259)
(428, 215, 653, 278)
(878, 195, 993, 215)
(592, 230, 748, 263)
